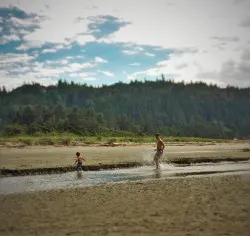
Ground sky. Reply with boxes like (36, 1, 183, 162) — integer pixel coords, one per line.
(0, 0, 250, 90)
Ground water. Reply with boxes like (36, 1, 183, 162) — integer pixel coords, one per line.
(1, 161, 250, 195)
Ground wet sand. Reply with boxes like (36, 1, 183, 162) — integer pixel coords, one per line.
(0, 174, 250, 236)
(0, 142, 249, 170)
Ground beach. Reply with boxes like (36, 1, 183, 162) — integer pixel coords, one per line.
(0, 142, 249, 171)
(1, 142, 250, 235)
(1, 174, 250, 236)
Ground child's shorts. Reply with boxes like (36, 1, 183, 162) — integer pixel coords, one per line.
(76, 162, 83, 169)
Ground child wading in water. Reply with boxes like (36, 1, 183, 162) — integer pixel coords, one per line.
(75, 152, 86, 171)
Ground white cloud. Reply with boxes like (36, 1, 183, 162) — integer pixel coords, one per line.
(0, 0, 250, 88)
(240, 17, 250, 27)
(16, 40, 44, 50)
(175, 63, 188, 70)
(42, 48, 58, 53)
(75, 55, 85, 59)
(211, 36, 240, 42)
(121, 45, 145, 55)
(0, 53, 34, 65)
(122, 50, 139, 55)
(73, 34, 95, 45)
(95, 56, 108, 63)
(99, 70, 115, 77)
(11, 66, 30, 73)
(157, 60, 168, 66)
(129, 62, 140, 66)
(8, 16, 40, 28)
(68, 72, 97, 81)
(0, 34, 20, 44)
(81, 77, 96, 81)
(64, 62, 96, 72)
(61, 59, 68, 65)
(128, 47, 250, 87)
(145, 52, 155, 57)
(0, 76, 57, 91)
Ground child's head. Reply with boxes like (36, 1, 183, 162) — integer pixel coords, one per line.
(76, 152, 80, 157)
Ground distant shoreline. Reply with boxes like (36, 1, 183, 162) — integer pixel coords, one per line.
(0, 135, 236, 148)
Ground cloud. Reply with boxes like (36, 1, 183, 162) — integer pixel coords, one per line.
(0, 75, 57, 91)
(122, 50, 138, 55)
(145, 52, 155, 57)
(95, 56, 108, 63)
(0, 0, 250, 89)
(41, 43, 72, 54)
(121, 44, 145, 55)
(127, 68, 180, 81)
(87, 15, 130, 39)
(211, 36, 240, 42)
(42, 48, 58, 53)
(0, 6, 47, 49)
(73, 34, 95, 45)
(129, 63, 140, 66)
(99, 70, 114, 77)
(197, 58, 250, 87)
(16, 40, 44, 50)
(8, 16, 41, 28)
(0, 53, 34, 66)
(175, 63, 188, 69)
(0, 34, 20, 44)
(241, 49, 250, 61)
(64, 62, 96, 73)
(69, 72, 96, 77)
(240, 18, 250, 27)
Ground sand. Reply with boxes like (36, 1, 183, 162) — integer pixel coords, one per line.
(1, 174, 250, 236)
(0, 142, 249, 170)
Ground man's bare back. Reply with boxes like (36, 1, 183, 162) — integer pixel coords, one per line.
(154, 134, 165, 169)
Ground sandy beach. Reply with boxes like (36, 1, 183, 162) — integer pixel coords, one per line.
(1, 174, 250, 236)
(0, 142, 249, 170)
(1, 142, 250, 235)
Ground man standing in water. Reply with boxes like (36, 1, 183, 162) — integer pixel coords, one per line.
(154, 133, 165, 169)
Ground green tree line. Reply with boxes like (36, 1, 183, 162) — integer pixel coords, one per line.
(0, 78, 250, 139)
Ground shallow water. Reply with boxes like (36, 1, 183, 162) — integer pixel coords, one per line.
(1, 162, 250, 195)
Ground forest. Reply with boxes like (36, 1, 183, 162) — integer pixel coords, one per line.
(0, 78, 250, 139)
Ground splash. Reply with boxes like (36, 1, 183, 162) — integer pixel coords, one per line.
(140, 150, 154, 165)
(159, 163, 173, 170)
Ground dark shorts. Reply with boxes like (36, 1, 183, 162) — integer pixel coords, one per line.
(154, 151, 163, 161)
(76, 162, 83, 169)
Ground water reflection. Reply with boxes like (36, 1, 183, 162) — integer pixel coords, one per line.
(154, 169, 162, 178)
(76, 171, 83, 179)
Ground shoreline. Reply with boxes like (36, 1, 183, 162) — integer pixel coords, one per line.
(1, 139, 249, 148)
(1, 157, 249, 177)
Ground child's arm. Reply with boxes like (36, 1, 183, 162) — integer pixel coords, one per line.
(81, 156, 86, 161)
(74, 158, 78, 164)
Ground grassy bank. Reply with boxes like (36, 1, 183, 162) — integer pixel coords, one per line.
(0, 133, 227, 146)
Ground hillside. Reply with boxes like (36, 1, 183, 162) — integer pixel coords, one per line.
(0, 79, 250, 138)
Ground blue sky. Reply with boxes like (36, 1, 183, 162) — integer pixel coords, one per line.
(0, 0, 250, 90)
